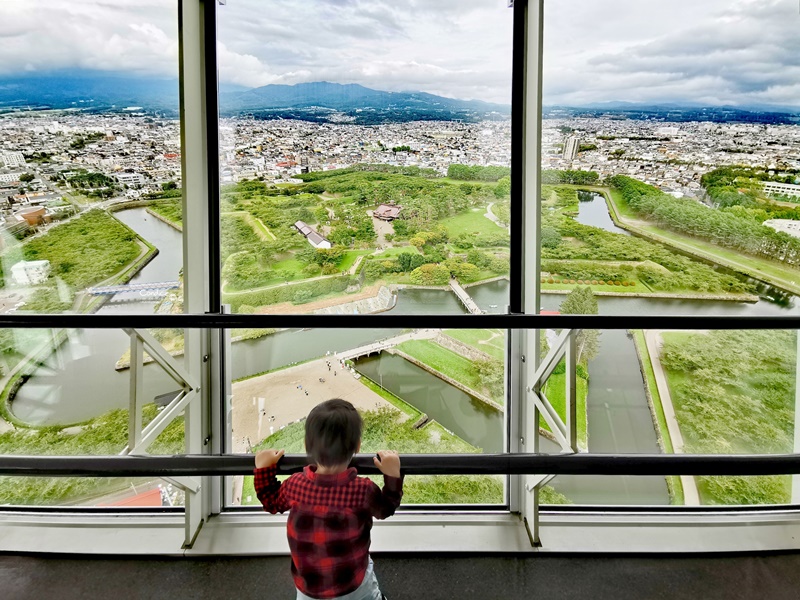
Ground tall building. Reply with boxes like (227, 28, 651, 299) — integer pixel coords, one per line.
(563, 135, 579, 160)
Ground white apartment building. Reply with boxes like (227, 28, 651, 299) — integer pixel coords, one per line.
(0, 172, 23, 184)
(1, 151, 26, 168)
(116, 172, 146, 186)
(10, 260, 51, 286)
(762, 181, 800, 199)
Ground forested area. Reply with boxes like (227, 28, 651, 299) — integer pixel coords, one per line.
(18, 209, 141, 290)
(660, 330, 797, 505)
(610, 175, 800, 267)
(701, 166, 800, 208)
(540, 192, 750, 294)
(446, 164, 510, 182)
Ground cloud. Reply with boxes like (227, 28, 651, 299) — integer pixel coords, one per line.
(544, 0, 800, 107)
(0, 0, 797, 107)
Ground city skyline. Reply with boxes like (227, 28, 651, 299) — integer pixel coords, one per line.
(0, 0, 798, 109)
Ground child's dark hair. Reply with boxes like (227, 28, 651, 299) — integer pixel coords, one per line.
(305, 398, 362, 467)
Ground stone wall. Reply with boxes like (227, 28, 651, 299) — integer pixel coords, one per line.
(313, 285, 395, 315)
(434, 333, 494, 363)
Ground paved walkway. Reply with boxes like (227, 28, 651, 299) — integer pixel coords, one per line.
(230, 358, 396, 455)
(338, 328, 438, 361)
(643, 330, 701, 506)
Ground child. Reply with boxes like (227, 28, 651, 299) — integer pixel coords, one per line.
(254, 398, 403, 600)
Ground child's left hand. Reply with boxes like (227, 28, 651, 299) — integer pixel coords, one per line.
(255, 449, 285, 469)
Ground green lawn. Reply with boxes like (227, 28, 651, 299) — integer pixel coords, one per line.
(540, 369, 588, 449)
(443, 329, 505, 360)
(373, 246, 421, 259)
(240, 408, 507, 506)
(440, 207, 499, 237)
(631, 330, 685, 505)
(601, 187, 800, 295)
(338, 249, 373, 272)
(271, 258, 306, 274)
(397, 340, 482, 391)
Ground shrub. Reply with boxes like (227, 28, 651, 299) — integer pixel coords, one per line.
(607, 281, 614, 286)
(599, 281, 605, 285)
(548, 278, 555, 284)
(614, 281, 621, 286)
(570, 280, 576, 284)
(629, 281, 635, 287)
(591, 280, 598, 285)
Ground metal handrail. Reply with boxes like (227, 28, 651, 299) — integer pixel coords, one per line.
(0, 313, 797, 329)
(3, 453, 800, 477)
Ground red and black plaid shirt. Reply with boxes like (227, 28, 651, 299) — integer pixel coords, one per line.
(254, 464, 403, 599)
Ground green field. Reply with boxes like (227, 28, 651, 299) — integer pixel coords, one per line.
(240, 408, 506, 506)
(631, 330, 684, 505)
(397, 340, 482, 391)
(440, 207, 500, 237)
(443, 329, 505, 360)
(540, 370, 588, 449)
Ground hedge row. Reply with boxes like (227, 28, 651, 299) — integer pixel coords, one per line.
(541, 278, 636, 287)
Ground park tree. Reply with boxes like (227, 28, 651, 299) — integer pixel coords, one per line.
(559, 286, 600, 363)
(19, 173, 35, 183)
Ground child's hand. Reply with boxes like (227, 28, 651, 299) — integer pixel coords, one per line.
(255, 449, 285, 469)
(373, 450, 401, 478)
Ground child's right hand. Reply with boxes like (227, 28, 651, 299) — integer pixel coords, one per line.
(255, 449, 285, 469)
(373, 450, 401, 478)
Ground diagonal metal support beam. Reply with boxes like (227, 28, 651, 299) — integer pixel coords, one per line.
(533, 392, 570, 450)
(531, 329, 571, 386)
(123, 328, 200, 391)
(129, 390, 197, 456)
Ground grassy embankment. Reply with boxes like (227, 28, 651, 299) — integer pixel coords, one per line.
(0, 404, 183, 505)
(659, 330, 796, 505)
(598, 185, 800, 296)
(395, 338, 503, 407)
(539, 185, 757, 300)
(241, 407, 570, 506)
(630, 330, 684, 505)
(1, 209, 153, 314)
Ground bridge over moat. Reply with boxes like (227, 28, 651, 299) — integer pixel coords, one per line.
(88, 281, 180, 296)
(449, 279, 483, 314)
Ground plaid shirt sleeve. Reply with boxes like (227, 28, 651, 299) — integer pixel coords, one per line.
(368, 474, 404, 519)
(253, 465, 292, 513)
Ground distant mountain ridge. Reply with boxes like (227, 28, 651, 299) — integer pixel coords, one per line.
(0, 71, 797, 125)
(0, 72, 510, 124)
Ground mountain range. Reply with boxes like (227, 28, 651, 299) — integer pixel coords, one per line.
(0, 72, 510, 124)
(1, 71, 797, 125)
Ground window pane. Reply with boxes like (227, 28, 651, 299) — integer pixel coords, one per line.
(217, 1, 512, 316)
(539, 328, 798, 506)
(0, 327, 187, 507)
(227, 327, 507, 506)
(0, 0, 183, 317)
(540, 0, 800, 507)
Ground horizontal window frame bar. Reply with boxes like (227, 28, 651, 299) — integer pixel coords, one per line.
(5, 453, 800, 477)
(0, 314, 797, 329)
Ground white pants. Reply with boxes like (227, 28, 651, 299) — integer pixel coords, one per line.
(295, 557, 383, 600)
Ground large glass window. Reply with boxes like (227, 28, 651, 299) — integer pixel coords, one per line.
(217, 1, 513, 317)
(540, 0, 800, 506)
(215, 1, 516, 507)
(0, 1, 185, 507)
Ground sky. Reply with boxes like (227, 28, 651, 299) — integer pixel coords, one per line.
(0, 0, 798, 108)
